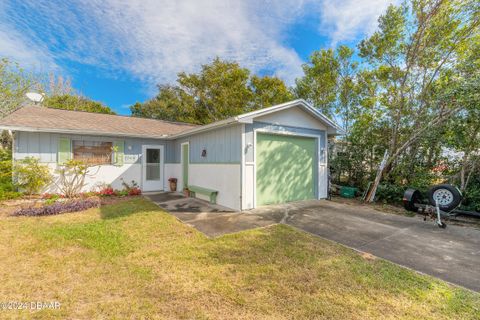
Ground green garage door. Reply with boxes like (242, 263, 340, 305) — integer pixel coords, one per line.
(256, 133, 316, 206)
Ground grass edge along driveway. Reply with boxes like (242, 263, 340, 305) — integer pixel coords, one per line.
(0, 198, 478, 319)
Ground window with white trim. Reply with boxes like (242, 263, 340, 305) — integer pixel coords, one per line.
(72, 140, 113, 165)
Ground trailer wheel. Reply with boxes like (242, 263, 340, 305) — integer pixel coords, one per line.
(427, 184, 462, 211)
(403, 188, 422, 212)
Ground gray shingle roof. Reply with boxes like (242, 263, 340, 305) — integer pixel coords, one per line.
(0, 106, 198, 139)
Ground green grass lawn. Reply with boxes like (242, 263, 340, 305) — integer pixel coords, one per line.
(0, 198, 478, 319)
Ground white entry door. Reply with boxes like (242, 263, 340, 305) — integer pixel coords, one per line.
(142, 145, 164, 192)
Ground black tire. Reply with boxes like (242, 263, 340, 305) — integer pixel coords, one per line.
(403, 188, 422, 212)
(427, 184, 462, 211)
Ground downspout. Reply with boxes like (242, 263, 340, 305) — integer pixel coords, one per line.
(11, 131, 15, 189)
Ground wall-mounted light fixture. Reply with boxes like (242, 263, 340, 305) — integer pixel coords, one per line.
(201, 149, 207, 157)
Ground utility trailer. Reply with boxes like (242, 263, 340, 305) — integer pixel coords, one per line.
(403, 184, 480, 228)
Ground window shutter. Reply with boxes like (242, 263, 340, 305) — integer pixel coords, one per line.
(58, 138, 71, 164)
(114, 141, 124, 166)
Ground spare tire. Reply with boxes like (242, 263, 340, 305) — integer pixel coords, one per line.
(427, 184, 462, 211)
(403, 188, 423, 212)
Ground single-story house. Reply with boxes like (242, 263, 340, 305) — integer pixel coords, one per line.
(0, 99, 340, 210)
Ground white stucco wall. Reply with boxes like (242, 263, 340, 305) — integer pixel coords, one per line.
(43, 163, 142, 193)
(188, 164, 241, 210)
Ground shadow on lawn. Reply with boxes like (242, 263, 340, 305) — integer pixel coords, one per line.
(99, 197, 159, 220)
(203, 224, 436, 295)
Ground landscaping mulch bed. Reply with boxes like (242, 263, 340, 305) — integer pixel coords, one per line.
(0, 195, 143, 218)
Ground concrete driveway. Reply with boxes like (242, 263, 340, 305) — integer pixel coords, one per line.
(147, 193, 480, 292)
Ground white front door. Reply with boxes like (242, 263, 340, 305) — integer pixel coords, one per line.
(142, 145, 164, 192)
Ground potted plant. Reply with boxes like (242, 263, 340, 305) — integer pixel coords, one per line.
(168, 178, 178, 191)
(183, 187, 190, 197)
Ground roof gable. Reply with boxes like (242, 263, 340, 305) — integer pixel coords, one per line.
(254, 107, 327, 131)
(170, 99, 342, 138)
(236, 99, 341, 134)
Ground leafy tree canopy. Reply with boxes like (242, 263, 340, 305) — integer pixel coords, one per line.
(131, 58, 293, 124)
(0, 58, 34, 118)
(43, 94, 115, 115)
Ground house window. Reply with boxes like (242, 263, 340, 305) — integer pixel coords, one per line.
(72, 140, 113, 165)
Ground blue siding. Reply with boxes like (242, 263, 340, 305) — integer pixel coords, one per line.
(14, 122, 320, 166)
(171, 124, 242, 163)
(14, 132, 171, 164)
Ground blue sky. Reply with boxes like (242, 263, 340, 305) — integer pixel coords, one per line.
(0, 0, 394, 115)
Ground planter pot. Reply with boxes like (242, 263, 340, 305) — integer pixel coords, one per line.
(169, 181, 177, 192)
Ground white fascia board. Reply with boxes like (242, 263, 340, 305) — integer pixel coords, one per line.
(0, 125, 171, 140)
(168, 117, 239, 139)
(237, 99, 343, 134)
(303, 104, 345, 135)
(236, 99, 305, 120)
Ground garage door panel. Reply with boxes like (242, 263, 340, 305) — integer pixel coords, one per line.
(256, 133, 316, 206)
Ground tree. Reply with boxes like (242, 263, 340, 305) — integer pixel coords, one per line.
(0, 58, 34, 118)
(250, 75, 294, 110)
(131, 58, 293, 124)
(54, 159, 91, 198)
(294, 46, 360, 132)
(357, 0, 479, 201)
(336, 46, 359, 134)
(130, 85, 196, 123)
(43, 94, 115, 114)
(443, 34, 480, 192)
(295, 49, 339, 118)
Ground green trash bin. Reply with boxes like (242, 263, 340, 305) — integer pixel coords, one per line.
(340, 186, 357, 198)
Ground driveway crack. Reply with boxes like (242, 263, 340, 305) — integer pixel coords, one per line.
(357, 227, 411, 250)
(280, 207, 290, 224)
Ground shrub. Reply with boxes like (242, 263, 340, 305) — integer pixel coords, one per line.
(42, 193, 62, 205)
(12, 199, 100, 217)
(0, 190, 22, 201)
(120, 179, 142, 196)
(128, 187, 142, 196)
(462, 177, 480, 212)
(54, 159, 89, 198)
(0, 148, 23, 200)
(98, 186, 115, 197)
(116, 189, 129, 197)
(13, 157, 52, 195)
(375, 183, 406, 204)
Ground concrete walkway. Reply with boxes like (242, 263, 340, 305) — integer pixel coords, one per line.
(147, 193, 480, 292)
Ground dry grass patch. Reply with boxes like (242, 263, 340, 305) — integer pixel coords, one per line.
(0, 198, 478, 319)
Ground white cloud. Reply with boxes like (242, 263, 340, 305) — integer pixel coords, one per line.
(0, 0, 398, 91)
(318, 0, 398, 46)
(0, 24, 59, 73)
(1, 0, 307, 86)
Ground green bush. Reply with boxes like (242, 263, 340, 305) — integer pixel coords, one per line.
(462, 177, 480, 212)
(374, 183, 406, 204)
(13, 157, 52, 195)
(0, 148, 22, 200)
(0, 190, 22, 201)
